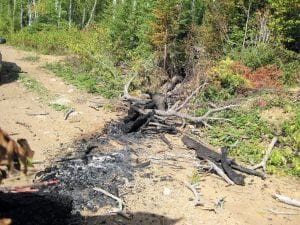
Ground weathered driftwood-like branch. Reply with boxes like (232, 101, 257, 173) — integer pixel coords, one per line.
(175, 83, 207, 112)
(207, 160, 235, 185)
(273, 194, 300, 208)
(252, 137, 277, 172)
(184, 182, 203, 206)
(93, 187, 130, 218)
(122, 74, 151, 104)
(267, 209, 300, 215)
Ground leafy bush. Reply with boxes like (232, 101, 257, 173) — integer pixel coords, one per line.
(229, 44, 276, 70)
(199, 58, 249, 101)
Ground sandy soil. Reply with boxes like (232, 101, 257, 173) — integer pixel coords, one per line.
(0, 45, 299, 225)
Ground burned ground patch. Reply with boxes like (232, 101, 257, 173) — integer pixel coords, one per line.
(36, 142, 134, 213)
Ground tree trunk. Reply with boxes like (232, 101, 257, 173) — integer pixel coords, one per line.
(68, 0, 72, 30)
(20, 0, 23, 29)
(242, 1, 251, 48)
(28, 0, 32, 26)
(85, 0, 97, 28)
(81, 6, 86, 28)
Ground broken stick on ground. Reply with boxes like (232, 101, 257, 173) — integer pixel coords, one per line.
(93, 187, 131, 219)
(184, 182, 203, 206)
(273, 194, 300, 208)
(252, 137, 278, 172)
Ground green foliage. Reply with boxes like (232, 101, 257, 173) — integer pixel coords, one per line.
(199, 96, 300, 176)
(18, 74, 49, 100)
(228, 44, 277, 70)
(44, 62, 123, 98)
(268, 0, 300, 51)
(22, 55, 40, 62)
(197, 58, 249, 102)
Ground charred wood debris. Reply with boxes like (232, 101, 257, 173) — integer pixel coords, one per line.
(0, 74, 276, 219)
(121, 74, 265, 185)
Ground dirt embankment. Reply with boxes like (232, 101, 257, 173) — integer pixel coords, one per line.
(0, 45, 300, 225)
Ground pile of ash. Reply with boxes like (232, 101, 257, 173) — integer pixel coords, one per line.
(36, 143, 134, 214)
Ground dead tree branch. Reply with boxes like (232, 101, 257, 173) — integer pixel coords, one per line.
(267, 209, 300, 215)
(207, 160, 235, 185)
(184, 182, 203, 206)
(252, 137, 278, 171)
(174, 83, 207, 112)
(93, 187, 131, 218)
(273, 194, 300, 208)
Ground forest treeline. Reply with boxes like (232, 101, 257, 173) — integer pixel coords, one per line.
(0, 0, 299, 95)
(0, 1, 299, 176)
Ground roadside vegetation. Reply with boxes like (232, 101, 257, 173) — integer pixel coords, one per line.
(18, 74, 72, 113)
(0, 0, 299, 176)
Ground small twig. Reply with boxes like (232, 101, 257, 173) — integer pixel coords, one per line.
(252, 137, 278, 171)
(267, 208, 300, 215)
(26, 112, 49, 116)
(273, 194, 300, 208)
(207, 160, 235, 185)
(184, 182, 203, 206)
(88, 105, 100, 111)
(64, 108, 75, 120)
(160, 134, 173, 150)
(93, 187, 130, 219)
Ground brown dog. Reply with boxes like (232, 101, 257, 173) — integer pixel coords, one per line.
(0, 128, 34, 177)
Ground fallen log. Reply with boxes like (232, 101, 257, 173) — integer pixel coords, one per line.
(221, 147, 245, 186)
(182, 135, 222, 162)
(182, 135, 265, 179)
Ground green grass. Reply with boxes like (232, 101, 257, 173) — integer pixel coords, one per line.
(18, 74, 49, 100)
(18, 74, 72, 112)
(43, 62, 123, 99)
(22, 55, 40, 62)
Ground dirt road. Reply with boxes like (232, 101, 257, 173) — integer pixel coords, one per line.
(0, 45, 299, 225)
(0, 45, 116, 180)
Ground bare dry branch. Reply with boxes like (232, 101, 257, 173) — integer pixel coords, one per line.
(252, 137, 278, 171)
(184, 182, 203, 206)
(175, 83, 207, 112)
(267, 209, 300, 215)
(207, 160, 235, 185)
(273, 194, 300, 208)
(93, 187, 131, 219)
